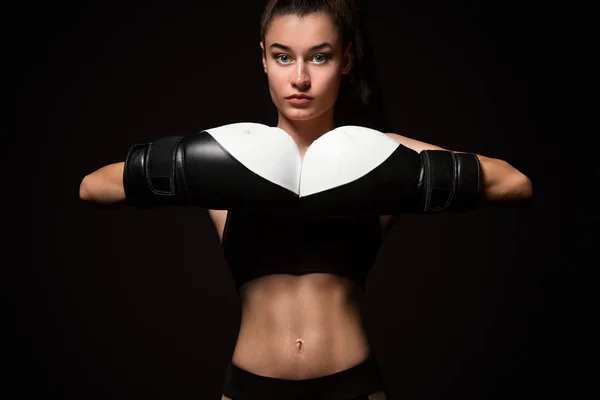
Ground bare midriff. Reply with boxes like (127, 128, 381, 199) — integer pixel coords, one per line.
(231, 272, 370, 380)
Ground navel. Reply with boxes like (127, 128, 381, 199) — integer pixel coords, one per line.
(296, 338, 303, 352)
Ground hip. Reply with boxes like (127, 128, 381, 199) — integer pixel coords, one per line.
(222, 352, 386, 400)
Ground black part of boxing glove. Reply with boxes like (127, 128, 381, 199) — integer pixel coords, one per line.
(181, 132, 298, 212)
(123, 136, 187, 208)
(123, 131, 300, 212)
(418, 150, 481, 212)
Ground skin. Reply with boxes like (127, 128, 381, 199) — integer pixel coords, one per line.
(78, 13, 532, 400)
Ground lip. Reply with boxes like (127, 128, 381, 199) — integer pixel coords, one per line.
(286, 94, 314, 100)
(286, 94, 313, 106)
(287, 97, 312, 105)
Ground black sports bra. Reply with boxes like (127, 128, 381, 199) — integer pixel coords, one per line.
(222, 211, 382, 294)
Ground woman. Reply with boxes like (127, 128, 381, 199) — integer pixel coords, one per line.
(79, 0, 533, 399)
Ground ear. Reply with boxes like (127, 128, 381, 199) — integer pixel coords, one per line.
(342, 42, 353, 75)
(260, 41, 267, 74)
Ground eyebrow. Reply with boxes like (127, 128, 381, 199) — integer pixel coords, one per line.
(269, 42, 334, 52)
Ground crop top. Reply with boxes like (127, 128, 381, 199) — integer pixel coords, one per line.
(222, 210, 382, 294)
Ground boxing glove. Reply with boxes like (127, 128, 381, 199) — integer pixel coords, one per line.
(123, 122, 480, 215)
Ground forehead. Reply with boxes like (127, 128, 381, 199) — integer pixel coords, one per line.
(265, 13, 341, 48)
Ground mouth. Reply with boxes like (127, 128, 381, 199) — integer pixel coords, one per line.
(286, 95, 314, 100)
(286, 95, 313, 105)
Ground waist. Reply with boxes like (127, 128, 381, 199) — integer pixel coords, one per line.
(232, 273, 370, 379)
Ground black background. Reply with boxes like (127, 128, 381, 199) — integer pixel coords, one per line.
(10, 0, 596, 399)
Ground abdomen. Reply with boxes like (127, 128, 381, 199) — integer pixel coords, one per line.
(232, 272, 371, 379)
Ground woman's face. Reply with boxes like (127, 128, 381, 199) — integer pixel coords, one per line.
(261, 13, 351, 121)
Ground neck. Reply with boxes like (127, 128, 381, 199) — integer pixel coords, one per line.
(277, 107, 336, 150)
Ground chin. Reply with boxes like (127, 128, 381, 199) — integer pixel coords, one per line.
(285, 111, 318, 121)
(282, 105, 328, 121)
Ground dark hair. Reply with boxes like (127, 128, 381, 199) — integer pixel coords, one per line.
(260, 0, 388, 131)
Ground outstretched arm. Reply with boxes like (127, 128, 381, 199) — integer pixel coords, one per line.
(78, 124, 532, 214)
(384, 133, 533, 203)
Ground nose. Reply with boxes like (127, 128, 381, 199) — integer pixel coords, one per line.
(291, 61, 310, 90)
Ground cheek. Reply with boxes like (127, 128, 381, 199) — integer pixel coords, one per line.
(314, 70, 342, 97)
(267, 71, 287, 96)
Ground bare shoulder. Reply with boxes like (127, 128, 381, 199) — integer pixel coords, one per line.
(384, 132, 448, 152)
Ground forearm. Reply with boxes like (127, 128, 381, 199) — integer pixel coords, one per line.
(476, 155, 532, 202)
(79, 162, 126, 204)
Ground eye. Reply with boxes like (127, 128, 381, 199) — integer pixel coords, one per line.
(312, 53, 329, 64)
(275, 54, 292, 64)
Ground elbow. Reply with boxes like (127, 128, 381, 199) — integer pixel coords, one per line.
(79, 175, 92, 202)
(503, 171, 532, 202)
(514, 173, 533, 200)
(522, 174, 533, 199)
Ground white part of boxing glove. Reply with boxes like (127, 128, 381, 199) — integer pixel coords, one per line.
(300, 125, 399, 197)
(203, 122, 301, 194)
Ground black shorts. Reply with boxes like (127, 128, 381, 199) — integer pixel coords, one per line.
(221, 354, 386, 400)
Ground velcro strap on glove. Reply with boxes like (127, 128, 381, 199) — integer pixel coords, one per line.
(419, 150, 481, 212)
(123, 136, 185, 207)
